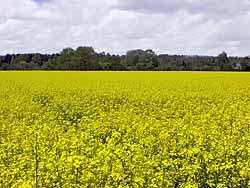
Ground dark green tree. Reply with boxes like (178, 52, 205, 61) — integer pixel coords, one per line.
(0, 57, 2, 67)
(125, 49, 158, 70)
(74, 47, 100, 70)
(61, 48, 74, 56)
(218, 51, 229, 70)
(32, 54, 43, 66)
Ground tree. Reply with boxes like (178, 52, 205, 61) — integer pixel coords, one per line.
(12, 54, 29, 64)
(0, 57, 2, 67)
(218, 51, 229, 70)
(0, 46, 249, 71)
(4, 54, 12, 64)
(32, 54, 42, 66)
(146, 49, 159, 68)
(61, 48, 74, 56)
(125, 49, 159, 70)
(74, 47, 99, 70)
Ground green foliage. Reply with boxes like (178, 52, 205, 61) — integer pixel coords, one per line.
(125, 49, 158, 70)
(0, 71, 250, 187)
(32, 54, 43, 66)
(218, 52, 229, 70)
(0, 48, 250, 71)
(11, 54, 30, 64)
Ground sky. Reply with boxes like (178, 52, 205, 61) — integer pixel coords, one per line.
(0, 0, 250, 56)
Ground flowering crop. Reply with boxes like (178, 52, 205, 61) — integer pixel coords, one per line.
(0, 71, 250, 187)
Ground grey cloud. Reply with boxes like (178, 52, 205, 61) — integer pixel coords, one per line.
(116, 0, 250, 19)
(0, 0, 249, 56)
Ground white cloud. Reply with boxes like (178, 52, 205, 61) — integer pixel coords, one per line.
(0, 0, 249, 56)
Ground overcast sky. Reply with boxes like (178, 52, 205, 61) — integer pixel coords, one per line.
(0, 0, 249, 56)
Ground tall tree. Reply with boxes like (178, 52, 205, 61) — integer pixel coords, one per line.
(32, 54, 43, 65)
(126, 49, 158, 70)
(218, 51, 229, 70)
(61, 48, 74, 56)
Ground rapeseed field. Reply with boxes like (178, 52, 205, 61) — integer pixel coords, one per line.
(0, 71, 250, 187)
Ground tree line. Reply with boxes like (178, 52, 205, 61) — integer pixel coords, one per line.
(0, 47, 250, 71)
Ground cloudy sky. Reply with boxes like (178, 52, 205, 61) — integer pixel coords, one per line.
(0, 0, 250, 56)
